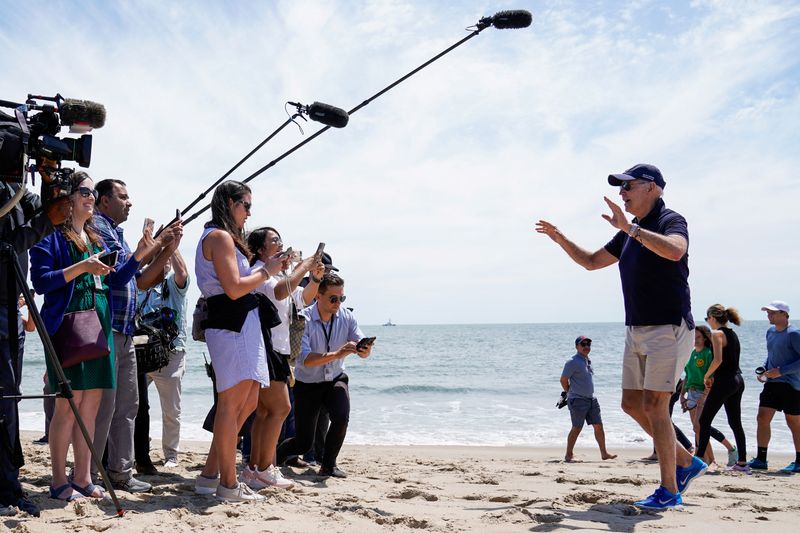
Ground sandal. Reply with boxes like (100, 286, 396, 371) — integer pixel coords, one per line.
(70, 482, 108, 499)
(50, 483, 83, 502)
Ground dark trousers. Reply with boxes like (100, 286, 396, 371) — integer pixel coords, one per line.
(133, 372, 153, 467)
(0, 310, 24, 505)
(277, 374, 349, 470)
(696, 373, 746, 461)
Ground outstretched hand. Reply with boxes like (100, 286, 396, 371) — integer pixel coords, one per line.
(601, 197, 630, 232)
(534, 220, 563, 242)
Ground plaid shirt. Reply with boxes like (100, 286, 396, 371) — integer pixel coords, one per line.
(93, 213, 139, 335)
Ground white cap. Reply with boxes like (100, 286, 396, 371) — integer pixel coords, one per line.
(761, 300, 790, 314)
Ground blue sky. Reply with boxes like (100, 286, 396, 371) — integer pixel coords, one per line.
(2, 0, 799, 325)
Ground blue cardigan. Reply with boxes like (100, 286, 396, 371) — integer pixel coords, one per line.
(30, 230, 140, 335)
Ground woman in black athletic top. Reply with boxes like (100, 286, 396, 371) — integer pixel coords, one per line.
(695, 304, 749, 470)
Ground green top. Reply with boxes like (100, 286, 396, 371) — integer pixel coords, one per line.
(684, 346, 713, 391)
(47, 238, 115, 392)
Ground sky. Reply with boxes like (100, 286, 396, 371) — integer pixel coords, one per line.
(1, 0, 799, 325)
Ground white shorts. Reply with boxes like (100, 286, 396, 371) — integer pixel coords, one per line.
(622, 319, 693, 393)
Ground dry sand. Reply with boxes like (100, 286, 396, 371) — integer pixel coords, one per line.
(4, 431, 800, 532)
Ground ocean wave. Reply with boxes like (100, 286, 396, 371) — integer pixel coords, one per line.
(364, 384, 486, 395)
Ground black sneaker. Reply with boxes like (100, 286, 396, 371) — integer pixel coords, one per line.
(15, 495, 41, 517)
(33, 435, 48, 445)
(284, 456, 310, 468)
(318, 466, 347, 478)
(136, 461, 159, 476)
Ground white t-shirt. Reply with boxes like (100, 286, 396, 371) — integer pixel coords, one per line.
(254, 260, 305, 354)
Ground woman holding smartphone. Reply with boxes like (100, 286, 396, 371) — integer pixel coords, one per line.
(239, 227, 325, 489)
(193, 181, 273, 502)
(30, 171, 146, 501)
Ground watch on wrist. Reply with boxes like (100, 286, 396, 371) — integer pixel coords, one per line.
(628, 223, 641, 239)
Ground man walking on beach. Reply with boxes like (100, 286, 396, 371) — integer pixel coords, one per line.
(536, 164, 706, 510)
(560, 336, 617, 462)
(749, 300, 800, 473)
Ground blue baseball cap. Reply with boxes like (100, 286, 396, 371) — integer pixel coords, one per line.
(608, 163, 666, 189)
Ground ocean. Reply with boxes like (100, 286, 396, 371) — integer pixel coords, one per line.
(15, 321, 797, 452)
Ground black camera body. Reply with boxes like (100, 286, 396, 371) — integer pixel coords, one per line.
(0, 93, 104, 184)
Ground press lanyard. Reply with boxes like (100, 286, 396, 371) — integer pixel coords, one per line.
(321, 315, 335, 353)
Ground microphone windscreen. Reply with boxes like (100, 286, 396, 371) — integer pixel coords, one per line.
(307, 102, 349, 128)
(491, 10, 532, 29)
(59, 99, 107, 129)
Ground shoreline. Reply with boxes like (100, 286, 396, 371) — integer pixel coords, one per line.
(10, 431, 800, 532)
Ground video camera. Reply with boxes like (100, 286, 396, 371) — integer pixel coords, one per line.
(0, 93, 106, 187)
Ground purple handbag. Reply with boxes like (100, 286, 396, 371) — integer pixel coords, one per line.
(52, 291, 110, 368)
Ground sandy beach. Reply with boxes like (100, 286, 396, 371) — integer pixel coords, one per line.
(3, 431, 798, 532)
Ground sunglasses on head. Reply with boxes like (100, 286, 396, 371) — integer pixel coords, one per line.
(77, 186, 98, 200)
(329, 295, 346, 304)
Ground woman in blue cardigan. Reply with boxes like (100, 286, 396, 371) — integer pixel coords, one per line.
(30, 171, 142, 501)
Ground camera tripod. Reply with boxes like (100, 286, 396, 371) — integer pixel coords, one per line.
(0, 241, 123, 516)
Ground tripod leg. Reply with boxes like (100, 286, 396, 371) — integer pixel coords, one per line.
(12, 255, 124, 516)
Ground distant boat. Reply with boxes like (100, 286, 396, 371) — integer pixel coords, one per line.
(382, 318, 396, 326)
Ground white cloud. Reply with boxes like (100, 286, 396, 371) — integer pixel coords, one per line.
(1, 0, 798, 324)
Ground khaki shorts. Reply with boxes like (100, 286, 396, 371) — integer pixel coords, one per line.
(622, 319, 693, 392)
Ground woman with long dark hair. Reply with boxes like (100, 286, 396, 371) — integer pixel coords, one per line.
(240, 226, 324, 489)
(193, 181, 272, 501)
(31, 171, 145, 500)
(695, 304, 749, 472)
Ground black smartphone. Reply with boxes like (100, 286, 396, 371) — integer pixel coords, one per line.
(356, 336, 376, 351)
(99, 250, 118, 267)
(315, 242, 325, 257)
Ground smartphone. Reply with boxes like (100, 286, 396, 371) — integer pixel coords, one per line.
(281, 246, 293, 258)
(143, 217, 155, 234)
(315, 242, 325, 258)
(356, 336, 376, 351)
(99, 250, 118, 267)
(175, 208, 181, 221)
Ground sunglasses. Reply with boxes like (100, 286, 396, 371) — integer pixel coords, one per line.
(268, 236, 282, 244)
(236, 200, 252, 213)
(619, 180, 650, 191)
(77, 186, 98, 200)
(579, 341, 591, 347)
(329, 295, 346, 304)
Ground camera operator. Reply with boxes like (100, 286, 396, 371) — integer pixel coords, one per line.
(0, 160, 69, 517)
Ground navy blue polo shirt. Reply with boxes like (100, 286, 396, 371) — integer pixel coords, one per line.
(604, 198, 694, 328)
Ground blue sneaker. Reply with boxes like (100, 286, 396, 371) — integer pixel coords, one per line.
(676, 456, 707, 494)
(747, 457, 769, 470)
(634, 486, 683, 510)
(780, 462, 800, 473)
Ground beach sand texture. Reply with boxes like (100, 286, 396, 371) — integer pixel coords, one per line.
(5, 435, 799, 532)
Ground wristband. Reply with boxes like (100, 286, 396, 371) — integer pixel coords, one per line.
(310, 274, 322, 283)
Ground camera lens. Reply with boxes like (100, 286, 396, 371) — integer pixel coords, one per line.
(755, 367, 766, 375)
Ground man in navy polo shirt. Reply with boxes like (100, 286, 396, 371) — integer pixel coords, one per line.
(560, 336, 616, 462)
(536, 164, 706, 510)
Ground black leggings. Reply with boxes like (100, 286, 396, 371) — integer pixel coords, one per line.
(696, 374, 746, 462)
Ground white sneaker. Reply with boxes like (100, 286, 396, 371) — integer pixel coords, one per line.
(164, 458, 179, 468)
(239, 465, 267, 490)
(195, 474, 220, 495)
(264, 464, 294, 489)
(215, 482, 265, 502)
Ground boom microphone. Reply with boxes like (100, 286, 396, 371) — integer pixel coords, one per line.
(288, 101, 349, 128)
(479, 10, 533, 29)
(58, 99, 107, 129)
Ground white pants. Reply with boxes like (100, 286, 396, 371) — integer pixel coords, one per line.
(147, 349, 186, 460)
